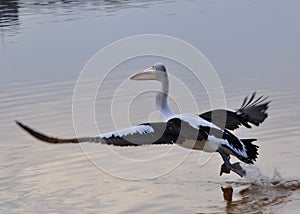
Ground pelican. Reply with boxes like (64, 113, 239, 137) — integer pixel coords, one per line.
(130, 63, 270, 131)
(16, 63, 270, 178)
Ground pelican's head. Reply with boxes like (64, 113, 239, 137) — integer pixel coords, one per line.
(130, 63, 167, 82)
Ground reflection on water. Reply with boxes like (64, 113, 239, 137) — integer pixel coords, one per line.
(221, 183, 293, 213)
(0, 0, 18, 27)
(0, 0, 168, 36)
(221, 168, 300, 213)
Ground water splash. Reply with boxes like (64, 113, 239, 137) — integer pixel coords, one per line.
(271, 168, 300, 191)
(242, 164, 300, 190)
(243, 164, 273, 186)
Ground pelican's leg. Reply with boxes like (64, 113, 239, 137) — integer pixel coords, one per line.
(217, 148, 246, 177)
(217, 147, 231, 176)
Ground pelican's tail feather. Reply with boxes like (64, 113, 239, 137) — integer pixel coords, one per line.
(240, 138, 259, 163)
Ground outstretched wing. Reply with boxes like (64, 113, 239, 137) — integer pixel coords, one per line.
(15, 120, 180, 146)
(199, 92, 270, 130)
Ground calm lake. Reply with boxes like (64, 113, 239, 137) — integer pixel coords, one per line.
(1, 0, 300, 213)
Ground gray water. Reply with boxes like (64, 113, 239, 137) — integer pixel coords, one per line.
(1, 0, 300, 213)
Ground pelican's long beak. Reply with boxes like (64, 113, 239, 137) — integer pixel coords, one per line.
(130, 67, 158, 81)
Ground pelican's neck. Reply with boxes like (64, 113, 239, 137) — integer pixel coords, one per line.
(156, 77, 173, 120)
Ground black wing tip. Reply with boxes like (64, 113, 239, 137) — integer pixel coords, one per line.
(15, 120, 30, 132)
(15, 119, 22, 126)
(241, 91, 271, 109)
(15, 120, 32, 131)
(15, 119, 74, 144)
(238, 92, 271, 128)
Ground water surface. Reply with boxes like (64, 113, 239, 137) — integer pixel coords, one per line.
(1, 0, 300, 213)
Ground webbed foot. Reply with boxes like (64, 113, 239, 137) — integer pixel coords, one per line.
(220, 162, 246, 177)
(220, 163, 231, 176)
(230, 162, 246, 177)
